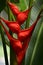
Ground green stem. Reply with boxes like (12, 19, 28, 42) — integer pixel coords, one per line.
(7, 0, 17, 65)
(0, 25, 9, 65)
(4, 7, 15, 21)
(25, 12, 31, 28)
(25, 0, 34, 28)
(25, 0, 31, 28)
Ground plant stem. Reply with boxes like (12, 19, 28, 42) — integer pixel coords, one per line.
(25, 0, 34, 28)
(7, 0, 17, 65)
(25, 0, 31, 28)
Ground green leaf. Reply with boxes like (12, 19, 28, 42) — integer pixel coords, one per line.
(19, 0, 27, 11)
(10, 0, 27, 10)
(29, 20, 43, 65)
(0, 0, 6, 12)
(25, 18, 43, 65)
(25, 0, 36, 28)
(29, 0, 43, 25)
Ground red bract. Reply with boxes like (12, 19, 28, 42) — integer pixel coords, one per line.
(16, 37, 31, 65)
(8, 2, 32, 25)
(8, 2, 20, 16)
(0, 21, 22, 53)
(18, 13, 41, 42)
(17, 7, 32, 25)
(0, 17, 20, 34)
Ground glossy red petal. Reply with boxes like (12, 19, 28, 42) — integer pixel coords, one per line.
(17, 7, 32, 25)
(0, 17, 20, 33)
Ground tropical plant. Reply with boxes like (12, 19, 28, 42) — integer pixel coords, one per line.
(0, 0, 43, 65)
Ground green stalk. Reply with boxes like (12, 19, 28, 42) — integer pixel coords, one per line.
(4, 5, 15, 21)
(25, 1, 31, 28)
(25, 0, 34, 28)
(25, 12, 31, 28)
(0, 25, 9, 65)
(7, 0, 17, 65)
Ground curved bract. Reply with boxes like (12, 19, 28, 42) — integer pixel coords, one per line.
(0, 17, 20, 34)
(8, 2, 20, 16)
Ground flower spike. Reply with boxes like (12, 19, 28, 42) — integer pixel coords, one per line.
(0, 17, 20, 34)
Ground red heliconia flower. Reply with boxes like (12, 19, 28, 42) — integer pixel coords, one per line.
(0, 21, 22, 53)
(18, 12, 41, 42)
(0, 17, 20, 34)
(16, 37, 31, 65)
(8, 2, 32, 25)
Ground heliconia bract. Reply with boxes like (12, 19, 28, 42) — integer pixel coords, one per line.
(8, 2, 20, 16)
(16, 37, 31, 65)
(17, 7, 32, 25)
(0, 17, 20, 34)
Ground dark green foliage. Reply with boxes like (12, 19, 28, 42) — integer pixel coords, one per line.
(0, 0, 6, 12)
